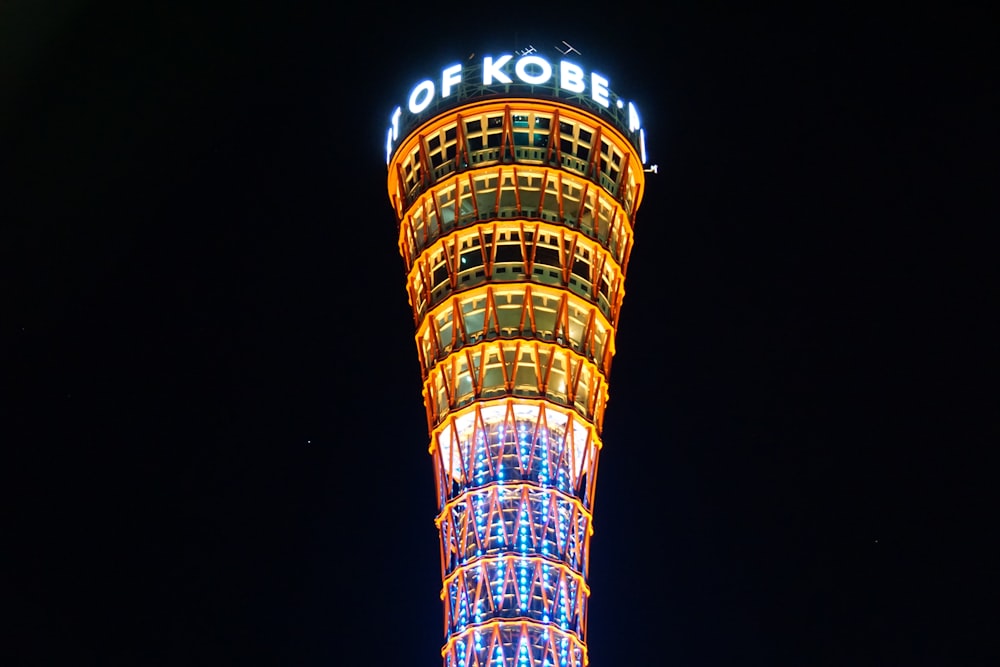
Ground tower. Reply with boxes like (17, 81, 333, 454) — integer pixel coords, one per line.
(384, 48, 648, 667)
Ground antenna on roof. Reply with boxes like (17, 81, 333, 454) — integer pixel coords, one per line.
(555, 40, 581, 56)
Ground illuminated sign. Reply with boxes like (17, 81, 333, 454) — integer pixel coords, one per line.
(385, 53, 646, 164)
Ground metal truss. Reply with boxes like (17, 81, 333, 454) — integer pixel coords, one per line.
(415, 284, 617, 383)
(429, 400, 600, 511)
(422, 339, 609, 432)
(397, 168, 635, 274)
(404, 220, 626, 328)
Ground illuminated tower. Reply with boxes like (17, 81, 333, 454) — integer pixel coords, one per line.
(385, 48, 648, 667)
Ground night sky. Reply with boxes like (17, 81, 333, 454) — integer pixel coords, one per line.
(4, 3, 995, 666)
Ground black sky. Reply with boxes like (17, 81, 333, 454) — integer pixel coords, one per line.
(3, 2, 996, 666)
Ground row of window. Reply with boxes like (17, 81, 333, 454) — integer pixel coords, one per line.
(423, 341, 608, 428)
(416, 285, 615, 379)
(398, 166, 633, 269)
(406, 224, 623, 324)
(406, 109, 619, 180)
(389, 102, 642, 219)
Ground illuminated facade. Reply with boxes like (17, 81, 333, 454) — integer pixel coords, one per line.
(385, 50, 648, 667)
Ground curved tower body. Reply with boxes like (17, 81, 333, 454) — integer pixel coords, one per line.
(385, 52, 647, 667)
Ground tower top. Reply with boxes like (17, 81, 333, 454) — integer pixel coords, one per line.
(384, 50, 648, 165)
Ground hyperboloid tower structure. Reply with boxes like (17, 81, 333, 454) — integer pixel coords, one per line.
(384, 47, 648, 667)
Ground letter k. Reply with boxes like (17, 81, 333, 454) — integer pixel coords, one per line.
(482, 55, 513, 85)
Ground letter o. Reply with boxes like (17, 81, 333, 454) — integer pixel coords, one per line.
(514, 55, 552, 85)
(408, 79, 435, 114)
